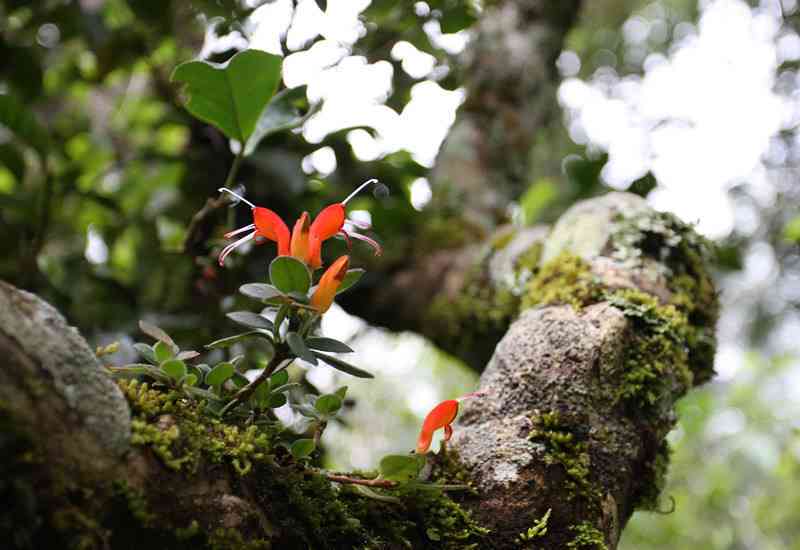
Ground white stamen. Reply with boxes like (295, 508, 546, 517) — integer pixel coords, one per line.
(224, 224, 256, 239)
(218, 232, 255, 266)
(218, 187, 256, 208)
(348, 230, 382, 256)
(342, 178, 378, 205)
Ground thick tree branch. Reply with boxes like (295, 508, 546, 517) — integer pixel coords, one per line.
(1, 192, 716, 549)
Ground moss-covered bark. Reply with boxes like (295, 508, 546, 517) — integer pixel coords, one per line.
(1, 193, 717, 549)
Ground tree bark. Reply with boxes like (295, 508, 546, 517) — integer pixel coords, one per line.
(1, 192, 717, 549)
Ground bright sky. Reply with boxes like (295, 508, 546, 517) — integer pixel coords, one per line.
(560, 0, 797, 239)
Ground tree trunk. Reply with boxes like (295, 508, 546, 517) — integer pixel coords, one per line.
(1, 192, 717, 549)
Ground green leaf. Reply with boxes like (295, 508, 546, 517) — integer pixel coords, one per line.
(290, 438, 316, 459)
(239, 283, 284, 301)
(162, 359, 187, 380)
(306, 337, 354, 354)
(171, 50, 282, 143)
(268, 392, 287, 408)
(153, 341, 175, 363)
(783, 216, 800, 243)
(243, 86, 311, 155)
(206, 362, 235, 386)
(269, 256, 311, 295)
(139, 320, 179, 353)
(226, 311, 274, 330)
(520, 178, 557, 225)
(334, 386, 348, 400)
(177, 350, 200, 361)
(270, 370, 289, 388)
(206, 330, 271, 349)
(314, 394, 343, 416)
(379, 454, 425, 482)
(286, 332, 318, 365)
(108, 364, 162, 378)
(313, 352, 374, 378)
(0, 93, 50, 156)
(133, 343, 157, 365)
(337, 269, 364, 295)
(231, 373, 250, 388)
(352, 485, 402, 504)
(183, 373, 199, 387)
(439, 4, 477, 33)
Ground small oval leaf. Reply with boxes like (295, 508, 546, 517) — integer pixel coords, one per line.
(206, 331, 272, 349)
(268, 392, 288, 408)
(313, 352, 373, 378)
(153, 341, 175, 363)
(240, 283, 284, 301)
(286, 332, 318, 365)
(226, 311, 274, 330)
(139, 320, 178, 352)
(270, 369, 289, 388)
(337, 269, 364, 295)
(206, 362, 235, 386)
(305, 337, 354, 354)
(162, 359, 187, 380)
(379, 454, 425, 482)
(269, 256, 312, 295)
(314, 394, 342, 416)
(133, 343, 157, 365)
(290, 438, 316, 459)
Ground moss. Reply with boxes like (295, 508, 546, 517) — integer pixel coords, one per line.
(608, 209, 719, 384)
(605, 289, 693, 415)
(516, 507, 551, 543)
(567, 522, 608, 550)
(120, 379, 275, 475)
(208, 528, 270, 550)
(522, 252, 603, 310)
(528, 411, 595, 500)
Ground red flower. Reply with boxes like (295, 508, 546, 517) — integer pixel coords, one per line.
(416, 391, 486, 454)
(217, 180, 382, 267)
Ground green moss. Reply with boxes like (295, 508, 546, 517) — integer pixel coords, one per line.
(517, 508, 551, 543)
(208, 528, 269, 550)
(528, 411, 595, 500)
(567, 522, 608, 550)
(120, 380, 275, 475)
(522, 253, 603, 310)
(605, 289, 693, 414)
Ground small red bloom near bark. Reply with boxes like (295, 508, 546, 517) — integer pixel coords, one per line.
(311, 255, 350, 313)
(217, 180, 382, 267)
(416, 391, 486, 454)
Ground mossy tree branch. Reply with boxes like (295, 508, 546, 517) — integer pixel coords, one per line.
(1, 193, 717, 549)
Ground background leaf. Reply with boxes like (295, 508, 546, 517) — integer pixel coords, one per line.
(171, 50, 282, 143)
(290, 438, 316, 459)
(243, 86, 312, 155)
(226, 311, 274, 330)
(379, 454, 425, 482)
(0, 93, 50, 156)
(287, 332, 318, 365)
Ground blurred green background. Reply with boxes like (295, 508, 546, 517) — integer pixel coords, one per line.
(1, 1, 799, 548)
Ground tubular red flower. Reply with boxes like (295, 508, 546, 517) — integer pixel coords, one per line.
(416, 390, 487, 454)
(217, 188, 291, 266)
(311, 255, 350, 313)
(416, 400, 459, 455)
(290, 211, 318, 268)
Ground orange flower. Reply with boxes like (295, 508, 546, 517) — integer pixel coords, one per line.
(416, 391, 486, 454)
(217, 180, 382, 267)
(217, 188, 290, 266)
(310, 255, 350, 313)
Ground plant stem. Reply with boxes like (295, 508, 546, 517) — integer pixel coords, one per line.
(313, 420, 327, 446)
(220, 348, 287, 416)
(222, 149, 244, 190)
(323, 474, 397, 489)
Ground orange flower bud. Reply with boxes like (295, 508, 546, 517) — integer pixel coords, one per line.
(291, 212, 319, 268)
(310, 255, 349, 313)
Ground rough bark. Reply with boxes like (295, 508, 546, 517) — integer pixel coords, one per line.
(1, 192, 717, 549)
